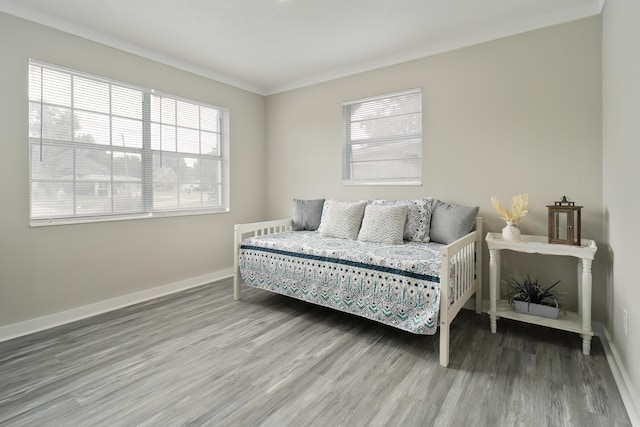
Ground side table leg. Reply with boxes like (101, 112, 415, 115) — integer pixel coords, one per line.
(577, 260, 583, 317)
(581, 258, 593, 354)
(489, 248, 499, 334)
(582, 334, 592, 355)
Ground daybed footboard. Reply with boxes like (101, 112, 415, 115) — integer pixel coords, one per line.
(439, 216, 483, 367)
(233, 219, 293, 300)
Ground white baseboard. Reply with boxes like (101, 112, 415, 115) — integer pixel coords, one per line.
(594, 323, 640, 427)
(0, 268, 234, 343)
(463, 296, 638, 426)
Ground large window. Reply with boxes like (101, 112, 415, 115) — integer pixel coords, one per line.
(343, 88, 422, 185)
(28, 60, 229, 225)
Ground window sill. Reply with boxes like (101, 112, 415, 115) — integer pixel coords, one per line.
(341, 181, 422, 186)
(30, 208, 229, 227)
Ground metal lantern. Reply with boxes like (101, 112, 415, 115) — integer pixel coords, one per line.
(547, 196, 582, 245)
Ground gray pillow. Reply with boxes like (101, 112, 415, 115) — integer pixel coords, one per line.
(429, 200, 479, 244)
(318, 200, 367, 240)
(358, 204, 409, 245)
(292, 199, 325, 231)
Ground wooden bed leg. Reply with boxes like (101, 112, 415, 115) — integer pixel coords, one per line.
(439, 320, 450, 367)
(233, 224, 242, 300)
(233, 272, 242, 300)
(475, 217, 483, 315)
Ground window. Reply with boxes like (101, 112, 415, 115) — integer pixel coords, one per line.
(343, 88, 422, 185)
(28, 60, 229, 225)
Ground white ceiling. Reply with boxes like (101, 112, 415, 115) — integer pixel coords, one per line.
(0, 0, 602, 95)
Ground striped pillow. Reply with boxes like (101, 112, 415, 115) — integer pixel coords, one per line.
(371, 198, 434, 242)
(358, 204, 409, 245)
(318, 200, 367, 240)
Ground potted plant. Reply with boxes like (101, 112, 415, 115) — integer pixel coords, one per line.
(506, 274, 564, 319)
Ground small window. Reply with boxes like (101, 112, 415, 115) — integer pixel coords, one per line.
(343, 88, 422, 185)
(28, 59, 229, 226)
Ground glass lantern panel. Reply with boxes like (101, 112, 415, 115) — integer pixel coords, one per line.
(555, 211, 568, 241)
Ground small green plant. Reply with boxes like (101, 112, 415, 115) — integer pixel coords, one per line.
(506, 274, 562, 309)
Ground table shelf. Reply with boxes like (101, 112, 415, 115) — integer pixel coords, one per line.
(489, 300, 593, 336)
(485, 233, 597, 355)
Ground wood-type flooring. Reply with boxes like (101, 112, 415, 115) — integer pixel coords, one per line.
(0, 279, 632, 426)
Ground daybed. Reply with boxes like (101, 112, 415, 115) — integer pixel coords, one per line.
(233, 198, 482, 367)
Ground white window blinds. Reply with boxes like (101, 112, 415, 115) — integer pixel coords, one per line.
(343, 88, 422, 185)
(28, 60, 229, 225)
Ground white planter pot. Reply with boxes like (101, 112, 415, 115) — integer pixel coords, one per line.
(502, 222, 521, 241)
(513, 300, 560, 319)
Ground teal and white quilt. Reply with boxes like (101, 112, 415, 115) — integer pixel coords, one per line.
(239, 231, 445, 335)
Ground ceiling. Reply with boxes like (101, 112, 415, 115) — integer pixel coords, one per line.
(0, 0, 603, 95)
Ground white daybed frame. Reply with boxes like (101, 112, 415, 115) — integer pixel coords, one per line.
(233, 217, 483, 367)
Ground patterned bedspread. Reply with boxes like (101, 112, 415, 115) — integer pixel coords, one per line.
(238, 231, 445, 335)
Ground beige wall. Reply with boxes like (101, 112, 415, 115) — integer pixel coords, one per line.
(0, 12, 267, 327)
(602, 0, 640, 419)
(266, 17, 603, 318)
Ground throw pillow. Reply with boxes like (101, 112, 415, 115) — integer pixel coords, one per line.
(429, 200, 479, 244)
(371, 198, 434, 242)
(292, 198, 325, 231)
(358, 204, 409, 245)
(318, 200, 367, 240)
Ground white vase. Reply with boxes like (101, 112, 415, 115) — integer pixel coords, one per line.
(502, 222, 521, 241)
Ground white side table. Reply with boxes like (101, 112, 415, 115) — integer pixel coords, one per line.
(485, 233, 597, 355)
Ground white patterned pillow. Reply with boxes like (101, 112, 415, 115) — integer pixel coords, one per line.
(358, 204, 409, 245)
(318, 200, 367, 240)
(371, 198, 434, 242)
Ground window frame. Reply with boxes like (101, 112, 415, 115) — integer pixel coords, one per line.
(28, 59, 230, 227)
(342, 88, 423, 186)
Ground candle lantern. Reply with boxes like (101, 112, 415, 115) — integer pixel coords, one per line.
(547, 196, 582, 245)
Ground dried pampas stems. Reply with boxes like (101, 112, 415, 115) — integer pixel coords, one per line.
(491, 194, 529, 223)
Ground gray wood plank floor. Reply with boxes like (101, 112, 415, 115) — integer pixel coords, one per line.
(0, 278, 631, 426)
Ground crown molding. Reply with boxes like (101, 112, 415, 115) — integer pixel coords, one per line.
(267, 0, 603, 95)
(1, 0, 602, 96)
(0, 0, 267, 95)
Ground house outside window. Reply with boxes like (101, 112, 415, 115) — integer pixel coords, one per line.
(343, 88, 422, 185)
(28, 59, 229, 226)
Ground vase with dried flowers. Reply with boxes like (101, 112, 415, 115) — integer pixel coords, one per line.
(491, 194, 529, 241)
